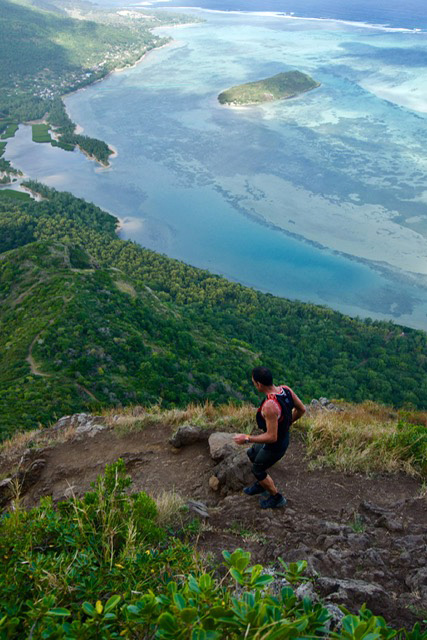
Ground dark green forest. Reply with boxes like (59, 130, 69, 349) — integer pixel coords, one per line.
(0, 184, 426, 439)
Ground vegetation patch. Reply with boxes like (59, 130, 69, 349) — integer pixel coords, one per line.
(218, 70, 320, 105)
(0, 460, 423, 638)
(0, 122, 18, 139)
(31, 123, 52, 143)
(303, 402, 427, 476)
(0, 189, 31, 201)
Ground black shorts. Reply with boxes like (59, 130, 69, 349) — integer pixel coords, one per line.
(247, 434, 290, 481)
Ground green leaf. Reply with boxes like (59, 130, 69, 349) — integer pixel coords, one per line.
(253, 575, 274, 588)
(46, 608, 71, 617)
(199, 574, 213, 591)
(230, 549, 251, 572)
(230, 568, 244, 584)
(180, 607, 198, 623)
(158, 612, 179, 633)
(188, 575, 201, 594)
(82, 602, 96, 618)
(173, 593, 186, 610)
(342, 615, 360, 635)
(103, 612, 117, 620)
(104, 594, 121, 613)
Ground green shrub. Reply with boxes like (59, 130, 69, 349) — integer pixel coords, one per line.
(1, 462, 425, 639)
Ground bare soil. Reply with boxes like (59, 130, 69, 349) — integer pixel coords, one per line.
(2, 422, 426, 629)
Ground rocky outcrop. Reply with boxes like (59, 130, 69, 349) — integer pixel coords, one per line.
(52, 413, 108, 439)
(210, 449, 253, 494)
(307, 398, 343, 412)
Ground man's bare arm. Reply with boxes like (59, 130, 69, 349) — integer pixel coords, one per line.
(234, 403, 278, 444)
(291, 391, 306, 423)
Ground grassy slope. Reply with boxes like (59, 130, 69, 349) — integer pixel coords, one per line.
(0, 185, 426, 439)
(218, 71, 320, 105)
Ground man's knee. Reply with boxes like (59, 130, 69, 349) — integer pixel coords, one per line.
(252, 464, 267, 481)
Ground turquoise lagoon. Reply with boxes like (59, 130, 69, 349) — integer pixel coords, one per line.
(4, 9, 427, 328)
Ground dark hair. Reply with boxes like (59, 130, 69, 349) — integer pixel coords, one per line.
(252, 366, 273, 386)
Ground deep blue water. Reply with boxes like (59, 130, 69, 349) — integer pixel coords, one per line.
(102, 0, 427, 30)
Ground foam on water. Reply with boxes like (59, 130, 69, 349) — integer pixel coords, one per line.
(166, 7, 425, 33)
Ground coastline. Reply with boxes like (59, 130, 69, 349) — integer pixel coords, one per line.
(58, 39, 176, 166)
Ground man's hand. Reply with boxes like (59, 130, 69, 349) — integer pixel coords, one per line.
(233, 433, 248, 445)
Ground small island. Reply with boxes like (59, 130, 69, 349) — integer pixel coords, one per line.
(218, 70, 320, 106)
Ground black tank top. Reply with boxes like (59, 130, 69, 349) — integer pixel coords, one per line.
(256, 386, 294, 442)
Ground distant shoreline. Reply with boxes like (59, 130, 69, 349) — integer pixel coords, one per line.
(60, 40, 177, 165)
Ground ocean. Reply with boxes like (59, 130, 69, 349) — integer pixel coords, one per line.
(4, 1, 427, 328)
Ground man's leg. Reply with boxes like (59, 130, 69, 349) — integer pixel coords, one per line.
(250, 437, 290, 503)
(259, 473, 278, 495)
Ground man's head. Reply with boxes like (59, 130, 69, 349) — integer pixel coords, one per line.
(252, 366, 273, 391)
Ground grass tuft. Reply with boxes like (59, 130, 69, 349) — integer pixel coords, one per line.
(155, 489, 186, 528)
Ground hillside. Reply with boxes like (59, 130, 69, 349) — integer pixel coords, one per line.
(218, 70, 320, 105)
(0, 185, 426, 439)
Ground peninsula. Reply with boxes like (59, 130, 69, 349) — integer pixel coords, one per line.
(218, 70, 320, 106)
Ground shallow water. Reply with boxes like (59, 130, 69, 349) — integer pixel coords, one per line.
(4, 8, 427, 329)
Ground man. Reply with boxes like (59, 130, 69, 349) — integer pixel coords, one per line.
(233, 366, 305, 509)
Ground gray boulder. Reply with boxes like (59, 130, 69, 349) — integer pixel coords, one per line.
(169, 425, 212, 448)
(208, 432, 241, 461)
(211, 449, 253, 494)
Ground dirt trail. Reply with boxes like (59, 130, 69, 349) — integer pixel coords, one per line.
(26, 329, 51, 377)
(2, 422, 426, 628)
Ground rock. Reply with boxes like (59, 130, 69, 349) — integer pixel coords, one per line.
(405, 567, 427, 593)
(209, 475, 220, 491)
(169, 425, 212, 448)
(0, 478, 13, 508)
(324, 604, 345, 629)
(212, 449, 253, 494)
(295, 582, 318, 601)
(375, 515, 404, 532)
(208, 432, 241, 461)
(52, 413, 108, 439)
(345, 533, 371, 549)
(360, 501, 391, 517)
(23, 459, 46, 486)
(187, 500, 209, 519)
(394, 535, 426, 550)
(365, 548, 386, 567)
(308, 398, 342, 413)
(317, 520, 353, 535)
(317, 576, 387, 610)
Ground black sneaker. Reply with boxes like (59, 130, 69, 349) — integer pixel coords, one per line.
(243, 482, 267, 496)
(259, 493, 287, 509)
